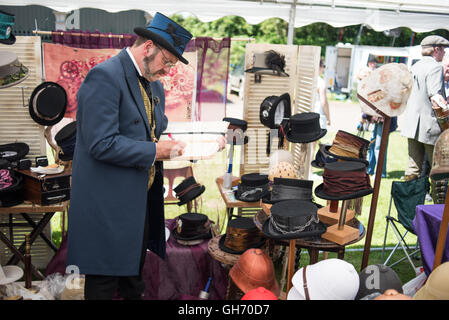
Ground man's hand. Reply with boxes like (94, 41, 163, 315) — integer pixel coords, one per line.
(156, 140, 186, 160)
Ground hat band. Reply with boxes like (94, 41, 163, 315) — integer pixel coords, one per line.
(271, 185, 312, 202)
(176, 183, 201, 199)
(323, 168, 371, 196)
(32, 87, 60, 121)
(178, 219, 211, 236)
(268, 214, 320, 235)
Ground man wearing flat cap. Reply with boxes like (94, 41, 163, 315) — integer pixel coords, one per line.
(67, 13, 191, 300)
(401, 35, 449, 202)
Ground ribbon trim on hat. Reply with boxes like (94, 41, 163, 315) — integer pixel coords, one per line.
(271, 185, 312, 202)
(176, 183, 201, 198)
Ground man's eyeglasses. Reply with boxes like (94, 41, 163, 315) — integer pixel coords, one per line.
(156, 45, 177, 68)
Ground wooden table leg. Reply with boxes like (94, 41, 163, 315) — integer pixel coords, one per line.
(308, 248, 319, 264)
(286, 239, 296, 294)
(337, 248, 345, 260)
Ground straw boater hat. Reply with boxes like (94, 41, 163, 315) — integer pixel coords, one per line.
(0, 51, 29, 89)
(134, 12, 193, 65)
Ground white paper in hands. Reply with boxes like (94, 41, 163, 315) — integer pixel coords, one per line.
(357, 63, 413, 117)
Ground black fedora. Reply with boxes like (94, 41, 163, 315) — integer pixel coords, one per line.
(223, 117, 249, 145)
(323, 130, 369, 165)
(134, 12, 193, 65)
(234, 173, 270, 202)
(218, 217, 266, 255)
(0, 142, 29, 162)
(314, 161, 373, 201)
(262, 200, 327, 240)
(174, 176, 205, 206)
(245, 50, 289, 77)
(311, 143, 338, 169)
(262, 178, 314, 205)
(0, 159, 23, 207)
(259, 93, 291, 129)
(29, 82, 67, 126)
(286, 112, 327, 143)
(55, 121, 76, 161)
(171, 213, 213, 243)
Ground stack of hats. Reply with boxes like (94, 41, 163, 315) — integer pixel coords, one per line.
(286, 112, 327, 144)
(174, 176, 205, 206)
(171, 213, 213, 246)
(356, 264, 403, 300)
(54, 121, 77, 161)
(229, 248, 280, 297)
(324, 130, 369, 165)
(0, 51, 29, 89)
(262, 178, 314, 204)
(287, 259, 360, 300)
(315, 161, 373, 201)
(261, 199, 326, 240)
(234, 173, 269, 202)
(218, 217, 265, 254)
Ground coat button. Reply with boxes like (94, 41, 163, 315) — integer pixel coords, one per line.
(134, 119, 140, 124)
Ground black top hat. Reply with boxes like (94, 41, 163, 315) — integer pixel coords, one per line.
(171, 213, 212, 242)
(55, 121, 77, 161)
(314, 161, 373, 201)
(218, 217, 266, 254)
(245, 50, 289, 77)
(0, 159, 23, 207)
(262, 200, 326, 240)
(29, 82, 67, 126)
(134, 12, 193, 65)
(174, 176, 205, 206)
(0, 10, 16, 45)
(223, 117, 249, 145)
(262, 178, 314, 204)
(323, 130, 369, 165)
(311, 143, 338, 169)
(0, 142, 29, 163)
(286, 112, 327, 143)
(234, 173, 270, 202)
(260, 93, 291, 129)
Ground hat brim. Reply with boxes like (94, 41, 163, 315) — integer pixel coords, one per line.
(0, 265, 24, 285)
(314, 183, 373, 201)
(261, 217, 327, 240)
(323, 146, 369, 166)
(0, 65, 29, 89)
(244, 67, 289, 77)
(29, 82, 67, 126)
(177, 185, 205, 206)
(0, 142, 29, 162)
(171, 227, 212, 241)
(0, 33, 16, 45)
(134, 27, 189, 65)
(286, 128, 327, 144)
(218, 234, 266, 255)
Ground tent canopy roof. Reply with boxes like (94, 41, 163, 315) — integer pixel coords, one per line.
(4, 0, 449, 32)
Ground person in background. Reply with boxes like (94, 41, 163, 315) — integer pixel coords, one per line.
(401, 35, 449, 203)
(314, 58, 331, 130)
(443, 53, 449, 100)
(356, 56, 377, 136)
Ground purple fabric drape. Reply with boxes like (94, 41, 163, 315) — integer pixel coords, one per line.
(51, 30, 136, 49)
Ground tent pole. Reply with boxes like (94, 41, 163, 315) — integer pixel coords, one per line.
(287, 0, 297, 45)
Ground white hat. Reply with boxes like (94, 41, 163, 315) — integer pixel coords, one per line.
(0, 265, 23, 285)
(287, 259, 359, 300)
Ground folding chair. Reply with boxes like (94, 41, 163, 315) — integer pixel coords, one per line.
(381, 176, 430, 275)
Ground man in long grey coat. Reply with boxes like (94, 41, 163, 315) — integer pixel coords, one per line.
(401, 35, 449, 196)
(67, 13, 191, 300)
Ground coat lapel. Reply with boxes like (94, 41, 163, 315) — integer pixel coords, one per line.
(117, 50, 151, 137)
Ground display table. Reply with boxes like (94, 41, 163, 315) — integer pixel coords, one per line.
(413, 204, 449, 276)
(45, 218, 229, 300)
(215, 177, 261, 220)
(0, 200, 69, 280)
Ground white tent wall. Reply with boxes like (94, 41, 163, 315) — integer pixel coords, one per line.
(3, 0, 449, 36)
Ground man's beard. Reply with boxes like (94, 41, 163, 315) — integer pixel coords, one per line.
(142, 48, 165, 80)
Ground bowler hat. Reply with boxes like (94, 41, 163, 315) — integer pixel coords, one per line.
(174, 176, 205, 206)
(218, 217, 265, 254)
(0, 142, 29, 162)
(0, 51, 29, 89)
(324, 130, 369, 165)
(0, 10, 15, 45)
(171, 213, 213, 243)
(286, 112, 327, 143)
(314, 161, 373, 201)
(229, 248, 280, 296)
(55, 121, 76, 161)
(259, 93, 291, 129)
(29, 82, 67, 126)
(245, 50, 289, 77)
(356, 264, 403, 300)
(134, 12, 193, 65)
(262, 200, 326, 240)
(234, 173, 270, 202)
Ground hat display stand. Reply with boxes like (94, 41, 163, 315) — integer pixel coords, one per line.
(317, 200, 355, 226)
(357, 93, 391, 270)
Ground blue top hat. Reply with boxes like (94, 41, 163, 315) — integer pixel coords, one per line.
(0, 10, 16, 45)
(134, 12, 192, 65)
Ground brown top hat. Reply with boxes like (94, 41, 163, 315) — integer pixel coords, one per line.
(324, 130, 369, 165)
(218, 217, 265, 254)
(229, 248, 280, 297)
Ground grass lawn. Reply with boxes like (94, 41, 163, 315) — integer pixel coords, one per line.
(50, 127, 427, 287)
